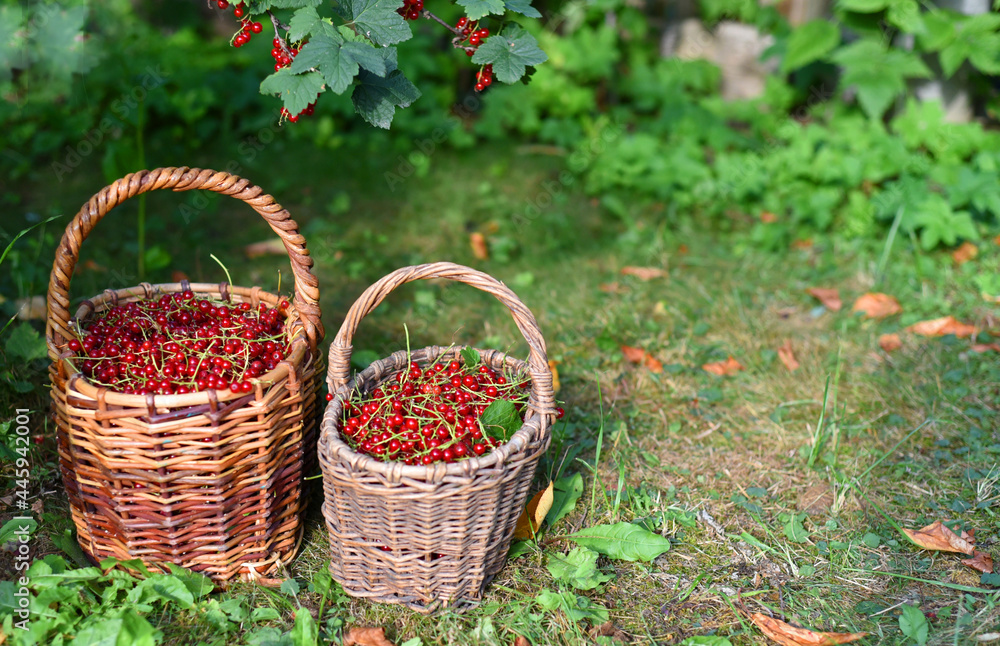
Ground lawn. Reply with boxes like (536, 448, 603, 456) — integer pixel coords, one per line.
(2, 136, 998, 645)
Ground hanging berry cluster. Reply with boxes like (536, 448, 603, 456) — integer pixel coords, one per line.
(67, 292, 290, 396)
(217, 2, 263, 48)
(336, 356, 546, 465)
(396, 0, 425, 21)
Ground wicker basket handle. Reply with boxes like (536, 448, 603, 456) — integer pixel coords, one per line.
(46, 167, 323, 356)
(328, 262, 554, 412)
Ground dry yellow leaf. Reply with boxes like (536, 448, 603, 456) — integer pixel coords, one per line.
(878, 334, 902, 353)
(852, 293, 902, 319)
(343, 626, 395, 646)
(778, 340, 799, 372)
(469, 232, 489, 260)
(951, 241, 978, 265)
(901, 520, 975, 555)
(702, 356, 744, 377)
(513, 481, 554, 540)
(806, 287, 842, 311)
(750, 613, 867, 646)
(906, 316, 976, 338)
(548, 360, 560, 393)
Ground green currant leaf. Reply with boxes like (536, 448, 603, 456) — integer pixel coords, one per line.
(334, 0, 411, 46)
(546, 473, 583, 526)
(938, 14, 1000, 77)
(471, 24, 548, 84)
(564, 522, 671, 562)
(886, 0, 924, 34)
(913, 194, 978, 250)
(781, 19, 840, 73)
(5, 322, 47, 362)
(534, 590, 609, 624)
(288, 6, 324, 41)
(351, 68, 420, 129)
(920, 9, 960, 51)
(504, 0, 542, 18)
(479, 398, 523, 442)
(836, 0, 888, 12)
(457, 0, 506, 21)
(546, 547, 615, 590)
(259, 68, 325, 115)
(263, 0, 322, 8)
(343, 41, 387, 76)
(831, 39, 931, 119)
(289, 31, 355, 94)
(33, 5, 99, 83)
(460, 347, 481, 366)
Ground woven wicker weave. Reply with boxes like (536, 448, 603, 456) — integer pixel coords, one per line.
(46, 167, 323, 583)
(319, 262, 555, 612)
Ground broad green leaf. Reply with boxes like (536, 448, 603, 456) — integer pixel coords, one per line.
(288, 6, 324, 41)
(508, 540, 533, 559)
(479, 398, 523, 442)
(681, 638, 734, 646)
(461, 347, 481, 366)
(343, 42, 387, 76)
(259, 68, 325, 115)
(250, 607, 282, 622)
(504, 0, 542, 18)
(335, 0, 411, 46)
(457, 0, 506, 20)
(920, 10, 960, 51)
(947, 168, 1000, 216)
(351, 68, 421, 129)
(280, 578, 301, 595)
(565, 522, 671, 562)
(831, 39, 931, 118)
(165, 563, 215, 600)
(782, 513, 810, 543)
(6, 321, 47, 362)
(912, 195, 978, 250)
(290, 607, 319, 646)
(119, 609, 158, 646)
(289, 31, 360, 94)
(837, 0, 888, 12)
(33, 6, 98, 83)
(73, 617, 126, 646)
(939, 14, 1000, 77)
(143, 574, 196, 608)
(886, 0, 924, 34)
(0, 517, 37, 545)
(546, 473, 583, 526)
(471, 24, 548, 84)
(309, 564, 333, 596)
(267, 0, 322, 7)
(535, 589, 609, 624)
(899, 604, 929, 645)
(782, 20, 841, 73)
(546, 547, 615, 590)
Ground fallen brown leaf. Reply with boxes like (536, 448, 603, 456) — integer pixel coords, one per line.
(749, 613, 867, 646)
(797, 482, 833, 516)
(620, 346, 663, 374)
(244, 238, 287, 258)
(971, 343, 1000, 353)
(906, 316, 976, 338)
(702, 356, 744, 377)
(791, 238, 814, 250)
(878, 334, 902, 353)
(760, 211, 778, 223)
(962, 551, 994, 574)
(902, 520, 975, 555)
(778, 340, 799, 372)
(951, 241, 978, 265)
(513, 637, 531, 646)
(171, 270, 190, 283)
(80, 258, 107, 273)
(994, 234, 1000, 246)
(620, 266, 667, 280)
(599, 282, 626, 294)
(589, 621, 631, 642)
(548, 360, 560, 394)
(513, 481, 554, 540)
(342, 627, 395, 646)
(470, 232, 489, 261)
(678, 244, 689, 255)
(852, 293, 902, 319)
(806, 287, 842, 311)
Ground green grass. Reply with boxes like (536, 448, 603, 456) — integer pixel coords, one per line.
(2, 139, 999, 645)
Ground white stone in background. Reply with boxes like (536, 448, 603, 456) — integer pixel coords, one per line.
(667, 19, 777, 100)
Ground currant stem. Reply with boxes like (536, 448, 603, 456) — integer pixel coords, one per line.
(267, 10, 293, 58)
(422, 9, 461, 35)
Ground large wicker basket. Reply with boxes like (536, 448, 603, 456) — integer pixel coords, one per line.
(319, 262, 555, 612)
(46, 167, 323, 583)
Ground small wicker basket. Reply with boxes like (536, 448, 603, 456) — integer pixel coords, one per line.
(319, 262, 555, 612)
(46, 167, 323, 583)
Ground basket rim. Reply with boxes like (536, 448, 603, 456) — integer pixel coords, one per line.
(56, 281, 312, 409)
(319, 345, 549, 481)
